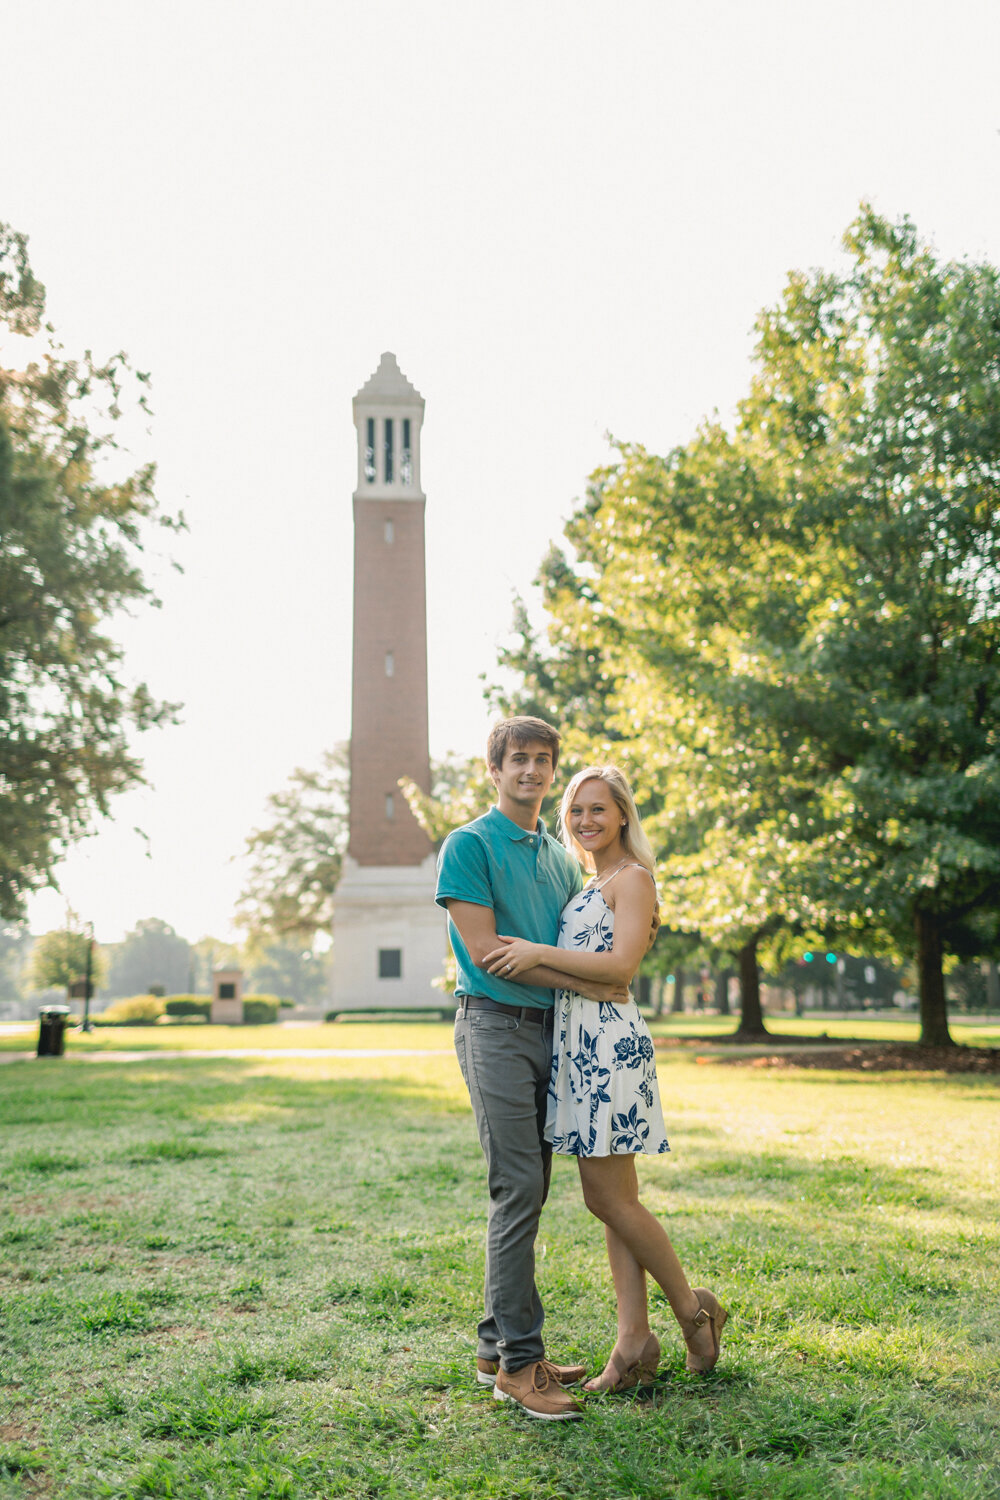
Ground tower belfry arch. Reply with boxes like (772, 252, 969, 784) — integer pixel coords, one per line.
(331, 353, 446, 1011)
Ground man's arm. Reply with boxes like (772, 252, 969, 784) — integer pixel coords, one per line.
(483, 868, 656, 985)
(445, 901, 628, 1004)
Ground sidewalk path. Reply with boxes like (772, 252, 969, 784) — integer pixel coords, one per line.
(0, 1047, 453, 1065)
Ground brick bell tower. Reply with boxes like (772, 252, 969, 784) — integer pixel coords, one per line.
(330, 353, 447, 1012)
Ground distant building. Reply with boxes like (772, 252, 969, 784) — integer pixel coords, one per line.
(330, 354, 447, 1012)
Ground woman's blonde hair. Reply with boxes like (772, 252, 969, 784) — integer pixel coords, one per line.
(558, 765, 657, 879)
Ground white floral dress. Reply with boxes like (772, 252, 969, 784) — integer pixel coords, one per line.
(545, 873, 670, 1157)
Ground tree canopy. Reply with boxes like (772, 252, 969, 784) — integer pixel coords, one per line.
(104, 917, 192, 999)
(0, 223, 180, 920)
(28, 918, 106, 999)
(524, 208, 1000, 1044)
(235, 746, 350, 945)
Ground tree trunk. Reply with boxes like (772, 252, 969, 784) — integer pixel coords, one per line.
(652, 976, 665, 1017)
(715, 968, 731, 1016)
(915, 908, 953, 1046)
(671, 968, 685, 1013)
(735, 938, 767, 1036)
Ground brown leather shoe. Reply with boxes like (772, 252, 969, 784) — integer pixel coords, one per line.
(539, 1356, 587, 1387)
(494, 1361, 584, 1420)
(478, 1356, 586, 1388)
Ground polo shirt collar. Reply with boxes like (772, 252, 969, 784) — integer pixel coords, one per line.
(487, 805, 548, 842)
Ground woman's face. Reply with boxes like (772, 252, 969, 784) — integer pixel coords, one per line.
(566, 778, 626, 860)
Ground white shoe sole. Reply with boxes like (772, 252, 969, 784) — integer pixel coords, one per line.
(476, 1369, 497, 1386)
(493, 1387, 583, 1420)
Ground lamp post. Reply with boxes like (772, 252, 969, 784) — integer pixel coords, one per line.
(81, 923, 95, 1032)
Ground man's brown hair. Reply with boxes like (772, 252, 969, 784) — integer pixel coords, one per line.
(486, 716, 561, 774)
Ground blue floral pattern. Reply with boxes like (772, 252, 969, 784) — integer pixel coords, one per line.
(545, 884, 670, 1158)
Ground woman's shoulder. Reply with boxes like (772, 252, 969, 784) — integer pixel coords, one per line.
(603, 862, 657, 911)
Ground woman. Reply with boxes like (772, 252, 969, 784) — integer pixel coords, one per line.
(484, 765, 726, 1392)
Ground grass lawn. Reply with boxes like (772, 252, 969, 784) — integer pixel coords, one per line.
(0, 1021, 456, 1057)
(646, 1013, 1000, 1048)
(2, 1011, 998, 1057)
(1, 1046, 998, 1498)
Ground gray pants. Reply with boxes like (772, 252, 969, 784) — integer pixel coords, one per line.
(454, 1003, 554, 1373)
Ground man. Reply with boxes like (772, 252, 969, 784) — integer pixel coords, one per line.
(435, 716, 629, 1420)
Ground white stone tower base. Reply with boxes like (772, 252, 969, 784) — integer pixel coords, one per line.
(330, 855, 450, 1014)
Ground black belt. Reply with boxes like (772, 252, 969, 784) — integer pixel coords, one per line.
(457, 995, 550, 1024)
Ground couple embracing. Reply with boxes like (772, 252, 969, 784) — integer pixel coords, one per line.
(435, 716, 727, 1421)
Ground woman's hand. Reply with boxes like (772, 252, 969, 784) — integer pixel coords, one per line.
(483, 936, 546, 978)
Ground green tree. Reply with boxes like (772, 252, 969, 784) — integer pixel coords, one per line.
(235, 746, 349, 944)
(243, 938, 330, 1006)
(528, 208, 1000, 1046)
(400, 753, 495, 846)
(0, 923, 32, 1004)
(489, 576, 775, 1031)
(0, 223, 180, 920)
(28, 918, 106, 999)
(190, 935, 242, 993)
(104, 917, 192, 998)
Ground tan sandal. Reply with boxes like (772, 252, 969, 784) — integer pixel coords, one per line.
(680, 1288, 727, 1373)
(583, 1333, 660, 1394)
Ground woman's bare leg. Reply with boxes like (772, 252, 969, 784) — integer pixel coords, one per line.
(583, 1220, 652, 1389)
(603, 1223, 649, 1340)
(578, 1154, 715, 1364)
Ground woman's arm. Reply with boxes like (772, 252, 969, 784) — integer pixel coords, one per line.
(446, 900, 630, 1004)
(483, 867, 656, 986)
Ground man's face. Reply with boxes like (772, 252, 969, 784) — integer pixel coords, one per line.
(491, 739, 556, 812)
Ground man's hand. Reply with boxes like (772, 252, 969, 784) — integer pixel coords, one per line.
(572, 976, 630, 1006)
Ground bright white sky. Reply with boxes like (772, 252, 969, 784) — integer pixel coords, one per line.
(4, 0, 999, 945)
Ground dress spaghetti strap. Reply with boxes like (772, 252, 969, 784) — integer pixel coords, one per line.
(590, 861, 655, 892)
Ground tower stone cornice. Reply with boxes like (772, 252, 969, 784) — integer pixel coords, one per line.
(353, 350, 425, 407)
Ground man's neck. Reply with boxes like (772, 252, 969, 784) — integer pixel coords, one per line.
(496, 797, 542, 832)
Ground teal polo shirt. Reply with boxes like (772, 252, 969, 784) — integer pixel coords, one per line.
(435, 806, 583, 1009)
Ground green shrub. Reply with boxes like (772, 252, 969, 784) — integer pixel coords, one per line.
(241, 995, 279, 1025)
(164, 996, 211, 1019)
(94, 995, 166, 1026)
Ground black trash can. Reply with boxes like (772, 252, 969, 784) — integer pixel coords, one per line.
(37, 1005, 72, 1057)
